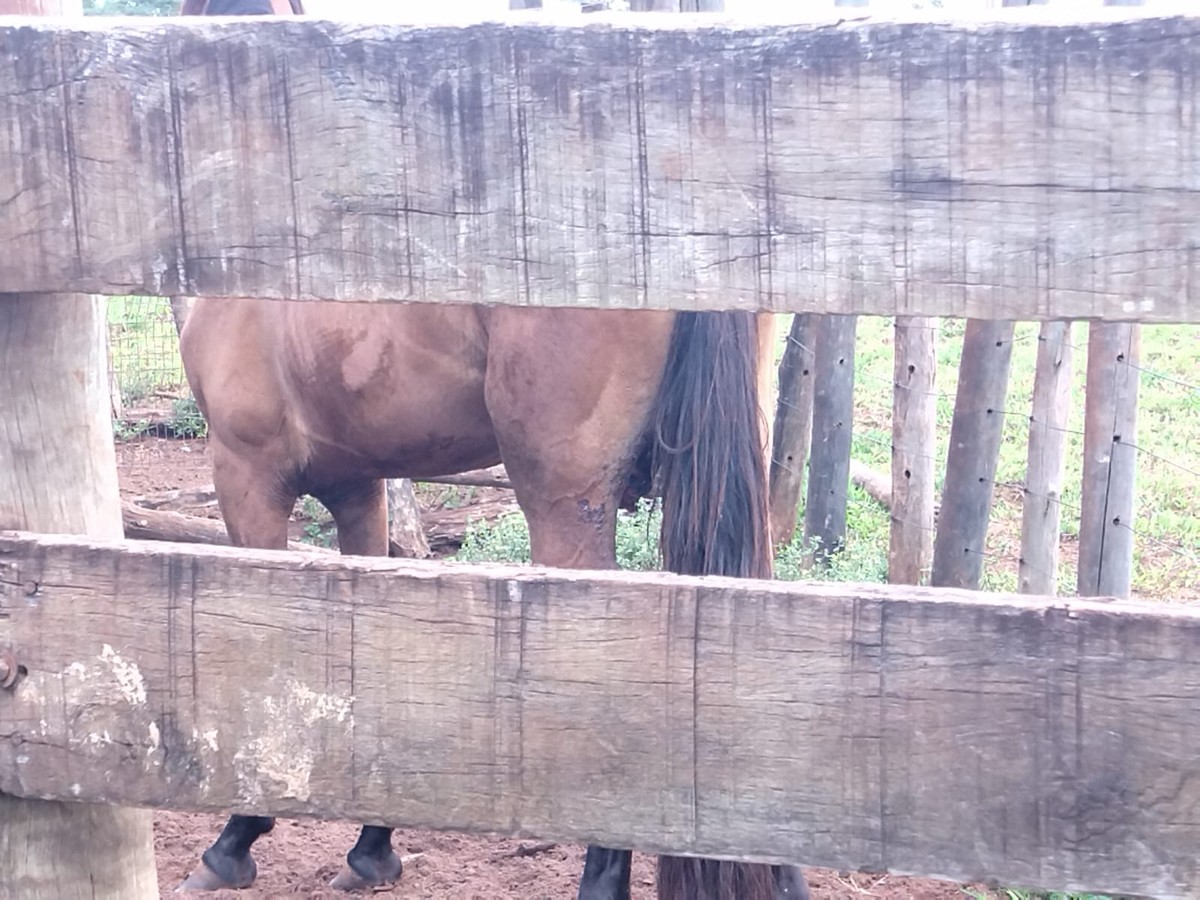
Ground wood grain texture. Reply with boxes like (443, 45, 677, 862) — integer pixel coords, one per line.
(1019, 321, 1073, 595)
(0, 292, 158, 897)
(1, 16, 1200, 320)
(888, 317, 937, 585)
(768, 314, 816, 545)
(386, 478, 431, 559)
(804, 314, 856, 562)
(931, 320, 1015, 589)
(1077, 323, 1141, 598)
(1, 533, 1199, 897)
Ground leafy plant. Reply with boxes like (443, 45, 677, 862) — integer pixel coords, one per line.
(84, 0, 177, 15)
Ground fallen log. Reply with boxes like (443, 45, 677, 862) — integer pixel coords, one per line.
(849, 459, 892, 511)
(130, 485, 218, 511)
(129, 467, 515, 515)
(121, 501, 325, 554)
(420, 467, 513, 490)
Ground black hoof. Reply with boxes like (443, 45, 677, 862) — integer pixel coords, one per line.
(774, 865, 811, 900)
(176, 855, 257, 892)
(331, 849, 403, 891)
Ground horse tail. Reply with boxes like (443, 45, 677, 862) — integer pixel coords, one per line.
(650, 310, 772, 581)
(649, 310, 779, 900)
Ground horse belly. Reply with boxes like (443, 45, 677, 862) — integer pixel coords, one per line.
(281, 305, 499, 485)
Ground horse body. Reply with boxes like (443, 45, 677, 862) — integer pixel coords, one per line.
(183, 301, 676, 567)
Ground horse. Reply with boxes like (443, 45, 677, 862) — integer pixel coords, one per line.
(175, 3, 811, 899)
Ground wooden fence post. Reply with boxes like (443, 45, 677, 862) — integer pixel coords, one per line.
(889, 317, 937, 584)
(0, 305, 160, 897)
(0, 7, 157, 894)
(1077, 323, 1141, 598)
(388, 478, 431, 558)
(769, 314, 816, 546)
(1019, 321, 1073, 595)
(931, 319, 1015, 589)
(804, 314, 857, 563)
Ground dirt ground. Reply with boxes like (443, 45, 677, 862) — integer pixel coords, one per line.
(118, 436, 981, 900)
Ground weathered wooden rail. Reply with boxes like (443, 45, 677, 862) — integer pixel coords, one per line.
(2, 15, 1200, 321)
(2, 532, 1199, 896)
(3, 11, 1200, 899)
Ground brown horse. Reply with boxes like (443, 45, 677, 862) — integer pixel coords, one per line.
(176, 3, 810, 899)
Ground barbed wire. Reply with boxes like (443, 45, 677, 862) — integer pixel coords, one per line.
(771, 450, 1196, 584)
(1044, 333, 1200, 396)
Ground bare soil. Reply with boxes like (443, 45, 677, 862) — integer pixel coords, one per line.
(117, 436, 981, 900)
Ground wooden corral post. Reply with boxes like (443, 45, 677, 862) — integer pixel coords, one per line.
(931, 319, 1015, 589)
(804, 315, 857, 563)
(0, 2, 157, 891)
(1077, 323, 1141, 598)
(387, 478, 430, 558)
(768, 314, 816, 546)
(0, 319, 160, 888)
(1019, 321, 1073, 595)
(889, 317, 937, 584)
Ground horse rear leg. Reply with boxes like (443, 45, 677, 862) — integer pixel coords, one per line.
(318, 480, 405, 893)
(179, 446, 295, 891)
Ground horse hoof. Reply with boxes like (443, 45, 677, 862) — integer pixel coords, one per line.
(176, 859, 256, 892)
(330, 854, 403, 892)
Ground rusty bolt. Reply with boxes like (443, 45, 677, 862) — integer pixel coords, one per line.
(0, 651, 17, 690)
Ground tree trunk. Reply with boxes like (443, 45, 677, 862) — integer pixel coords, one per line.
(0, 294, 159, 900)
(803, 315, 857, 564)
(931, 320, 1015, 589)
(1078, 323, 1140, 598)
(889, 317, 938, 585)
(768, 314, 816, 546)
(1019, 321, 1073, 595)
(387, 479, 431, 559)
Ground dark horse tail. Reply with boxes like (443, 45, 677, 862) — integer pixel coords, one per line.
(651, 310, 772, 582)
(648, 311, 802, 900)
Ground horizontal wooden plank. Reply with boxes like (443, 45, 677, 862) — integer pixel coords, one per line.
(1, 532, 1198, 895)
(2, 16, 1200, 320)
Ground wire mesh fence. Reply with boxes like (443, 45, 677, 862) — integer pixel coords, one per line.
(106, 295, 188, 409)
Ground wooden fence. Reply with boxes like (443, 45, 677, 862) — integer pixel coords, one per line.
(769, 314, 1145, 598)
(3, 10, 1200, 898)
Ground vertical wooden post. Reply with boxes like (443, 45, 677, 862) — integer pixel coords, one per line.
(1078, 323, 1141, 598)
(0, 299, 160, 898)
(889, 317, 937, 585)
(1019, 321, 1073, 595)
(0, 6, 158, 896)
(387, 478, 430, 558)
(931, 319, 1015, 589)
(804, 315, 857, 563)
(768, 314, 816, 546)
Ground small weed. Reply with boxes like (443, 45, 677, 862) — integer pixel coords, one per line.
(168, 396, 207, 439)
(296, 496, 337, 549)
